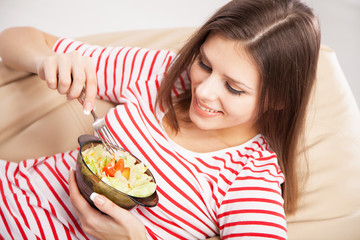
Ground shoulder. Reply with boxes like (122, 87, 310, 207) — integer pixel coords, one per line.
(208, 134, 284, 186)
(239, 135, 284, 184)
(218, 135, 285, 203)
(216, 135, 285, 201)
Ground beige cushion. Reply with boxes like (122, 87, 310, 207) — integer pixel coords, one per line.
(286, 45, 360, 239)
(0, 28, 359, 239)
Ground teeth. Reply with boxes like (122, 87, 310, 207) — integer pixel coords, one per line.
(197, 101, 219, 113)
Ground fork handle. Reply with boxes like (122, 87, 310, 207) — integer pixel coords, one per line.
(78, 88, 98, 121)
(78, 88, 86, 105)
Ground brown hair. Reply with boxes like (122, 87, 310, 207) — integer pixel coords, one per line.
(156, 0, 321, 215)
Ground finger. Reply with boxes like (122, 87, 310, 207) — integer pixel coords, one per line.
(66, 67, 85, 100)
(90, 193, 125, 217)
(90, 193, 147, 239)
(68, 170, 85, 215)
(66, 52, 87, 100)
(68, 169, 80, 198)
(69, 170, 102, 237)
(69, 170, 98, 217)
(57, 55, 72, 94)
(90, 193, 137, 225)
(83, 59, 97, 114)
(69, 170, 118, 239)
(42, 56, 58, 90)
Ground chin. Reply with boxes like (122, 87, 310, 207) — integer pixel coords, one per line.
(188, 113, 217, 131)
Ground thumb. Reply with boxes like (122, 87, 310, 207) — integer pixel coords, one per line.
(90, 193, 147, 239)
(90, 192, 126, 216)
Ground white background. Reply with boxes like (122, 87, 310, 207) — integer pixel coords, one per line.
(0, 0, 359, 107)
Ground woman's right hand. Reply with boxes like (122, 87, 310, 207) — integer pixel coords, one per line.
(0, 26, 97, 113)
(36, 51, 98, 114)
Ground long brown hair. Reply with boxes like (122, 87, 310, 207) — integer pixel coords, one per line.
(156, 0, 321, 215)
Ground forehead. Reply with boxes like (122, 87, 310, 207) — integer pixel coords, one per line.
(201, 33, 260, 92)
(201, 33, 257, 66)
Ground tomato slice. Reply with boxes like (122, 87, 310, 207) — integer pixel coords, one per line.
(114, 158, 125, 172)
(102, 158, 125, 177)
(102, 161, 116, 177)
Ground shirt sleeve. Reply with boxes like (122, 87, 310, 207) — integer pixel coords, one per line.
(218, 156, 287, 240)
(53, 37, 176, 106)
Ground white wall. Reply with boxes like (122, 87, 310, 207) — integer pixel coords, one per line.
(305, 0, 360, 107)
(0, 0, 230, 37)
(1, 0, 359, 107)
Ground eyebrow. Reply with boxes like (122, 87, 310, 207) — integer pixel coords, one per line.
(199, 47, 210, 65)
(224, 75, 254, 92)
(199, 46, 255, 92)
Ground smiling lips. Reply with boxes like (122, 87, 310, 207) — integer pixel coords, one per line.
(195, 97, 222, 115)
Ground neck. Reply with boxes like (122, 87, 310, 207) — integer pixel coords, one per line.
(163, 111, 259, 153)
(209, 124, 259, 148)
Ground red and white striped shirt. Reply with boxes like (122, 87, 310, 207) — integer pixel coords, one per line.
(0, 38, 287, 240)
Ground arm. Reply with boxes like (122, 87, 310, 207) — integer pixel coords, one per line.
(0, 26, 96, 113)
(0, 26, 57, 73)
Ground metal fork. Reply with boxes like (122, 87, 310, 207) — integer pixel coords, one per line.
(78, 89, 120, 154)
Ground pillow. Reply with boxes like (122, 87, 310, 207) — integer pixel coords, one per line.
(286, 45, 360, 239)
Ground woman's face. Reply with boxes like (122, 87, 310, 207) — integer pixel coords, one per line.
(189, 33, 261, 135)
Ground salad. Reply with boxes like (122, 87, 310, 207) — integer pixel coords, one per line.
(81, 144, 156, 198)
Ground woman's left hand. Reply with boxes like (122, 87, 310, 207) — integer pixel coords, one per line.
(69, 170, 147, 240)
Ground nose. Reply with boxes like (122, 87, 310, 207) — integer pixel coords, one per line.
(195, 74, 221, 101)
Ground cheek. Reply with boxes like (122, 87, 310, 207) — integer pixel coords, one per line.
(190, 63, 205, 87)
(245, 100, 259, 121)
(224, 97, 259, 120)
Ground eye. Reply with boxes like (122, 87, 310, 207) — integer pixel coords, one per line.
(197, 57, 212, 72)
(225, 82, 245, 96)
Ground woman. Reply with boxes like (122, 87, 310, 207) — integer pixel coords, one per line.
(0, 0, 320, 239)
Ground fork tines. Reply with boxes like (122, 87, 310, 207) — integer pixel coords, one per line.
(93, 118, 119, 155)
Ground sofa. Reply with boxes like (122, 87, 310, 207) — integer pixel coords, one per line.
(0, 28, 359, 239)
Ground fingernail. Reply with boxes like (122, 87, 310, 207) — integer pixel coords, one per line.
(83, 102, 92, 115)
(90, 192, 99, 201)
(90, 192, 104, 205)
